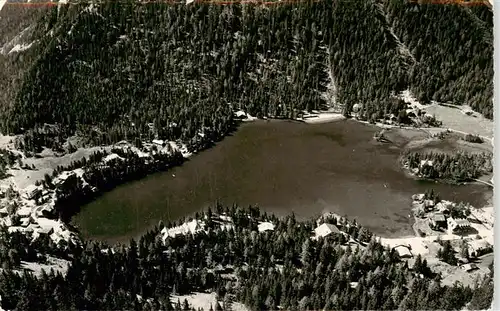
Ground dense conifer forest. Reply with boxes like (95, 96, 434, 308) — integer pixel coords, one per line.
(402, 150, 492, 183)
(0, 0, 493, 151)
(0, 206, 494, 310)
(0, 1, 494, 310)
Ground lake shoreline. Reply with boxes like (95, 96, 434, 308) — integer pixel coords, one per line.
(0, 108, 493, 247)
(75, 118, 490, 244)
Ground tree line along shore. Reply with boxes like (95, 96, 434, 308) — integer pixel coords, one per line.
(0, 205, 493, 310)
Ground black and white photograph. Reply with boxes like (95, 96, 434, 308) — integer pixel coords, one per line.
(0, 0, 495, 309)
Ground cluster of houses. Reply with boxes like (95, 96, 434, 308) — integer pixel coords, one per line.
(0, 184, 77, 244)
(413, 195, 473, 235)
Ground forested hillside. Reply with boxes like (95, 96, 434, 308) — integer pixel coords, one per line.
(384, 0, 493, 118)
(0, 3, 50, 124)
(0, 0, 493, 150)
(0, 206, 494, 310)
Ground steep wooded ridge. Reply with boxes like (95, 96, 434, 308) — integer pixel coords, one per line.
(0, 0, 493, 151)
(0, 3, 51, 122)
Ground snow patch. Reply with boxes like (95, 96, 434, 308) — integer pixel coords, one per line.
(314, 223, 341, 239)
(258, 222, 275, 232)
(301, 111, 345, 124)
(379, 236, 430, 257)
(232, 302, 252, 311)
(0, 0, 6, 14)
(234, 110, 257, 122)
(103, 153, 124, 163)
(21, 256, 70, 277)
(161, 219, 204, 240)
(8, 42, 33, 54)
(130, 146, 150, 158)
(171, 292, 220, 311)
(420, 160, 433, 167)
(0, 25, 34, 55)
(398, 90, 425, 110)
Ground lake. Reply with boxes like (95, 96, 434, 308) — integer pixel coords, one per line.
(74, 119, 492, 243)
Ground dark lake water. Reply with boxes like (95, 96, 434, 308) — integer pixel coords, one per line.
(74, 120, 492, 243)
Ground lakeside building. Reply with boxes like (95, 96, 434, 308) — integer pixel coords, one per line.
(423, 199, 435, 212)
(53, 171, 76, 187)
(435, 202, 451, 216)
(429, 212, 446, 230)
(468, 239, 492, 257)
(22, 185, 42, 200)
(447, 217, 472, 235)
(393, 245, 412, 259)
(461, 263, 478, 272)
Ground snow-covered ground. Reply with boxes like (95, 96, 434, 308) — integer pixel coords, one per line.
(0, 145, 112, 190)
(397, 89, 425, 110)
(379, 236, 431, 257)
(232, 302, 252, 311)
(171, 292, 250, 311)
(397, 89, 493, 142)
(257, 221, 275, 232)
(424, 103, 493, 141)
(160, 214, 237, 242)
(171, 292, 219, 311)
(161, 219, 204, 240)
(300, 111, 345, 124)
(20, 256, 70, 277)
(234, 110, 257, 122)
(0, 0, 6, 14)
(0, 25, 34, 56)
(7, 42, 33, 54)
(0, 135, 15, 150)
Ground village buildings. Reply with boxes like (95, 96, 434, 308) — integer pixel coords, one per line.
(22, 185, 42, 201)
(429, 212, 446, 230)
(467, 239, 492, 257)
(394, 245, 413, 259)
(447, 217, 472, 235)
(460, 263, 478, 272)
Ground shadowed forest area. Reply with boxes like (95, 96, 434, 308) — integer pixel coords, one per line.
(0, 0, 493, 152)
(0, 206, 494, 310)
(0, 0, 494, 310)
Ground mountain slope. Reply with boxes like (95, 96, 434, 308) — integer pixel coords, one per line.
(0, 0, 493, 147)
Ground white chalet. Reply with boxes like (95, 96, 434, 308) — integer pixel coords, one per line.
(22, 185, 42, 200)
(258, 222, 275, 232)
(394, 245, 412, 259)
(447, 217, 471, 235)
(468, 239, 491, 257)
(314, 223, 341, 239)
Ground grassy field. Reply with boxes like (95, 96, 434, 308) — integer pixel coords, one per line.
(423, 103, 493, 140)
